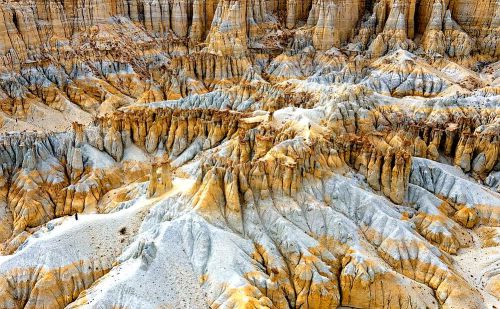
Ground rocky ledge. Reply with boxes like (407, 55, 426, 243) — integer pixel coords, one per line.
(0, 1, 499, 308)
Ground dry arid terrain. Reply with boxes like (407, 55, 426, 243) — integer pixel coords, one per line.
(0, 0, 499, 308)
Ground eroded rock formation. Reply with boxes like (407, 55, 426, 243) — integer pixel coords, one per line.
(0, 0, 498, 308)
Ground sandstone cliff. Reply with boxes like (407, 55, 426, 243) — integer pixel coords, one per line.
(0, 0, 498, 308)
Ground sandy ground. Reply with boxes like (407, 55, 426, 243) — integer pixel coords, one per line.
(454, 233, 500, 307)
(0, 101, 93, 133)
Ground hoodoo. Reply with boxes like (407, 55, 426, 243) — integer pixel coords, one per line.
(0, 0, 498, 308)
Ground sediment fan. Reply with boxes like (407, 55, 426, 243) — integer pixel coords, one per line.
(0, 0, 499, 308)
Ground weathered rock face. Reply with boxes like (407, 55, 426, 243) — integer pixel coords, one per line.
(0, 0, 497, 123)
(0, 0, 498, 309)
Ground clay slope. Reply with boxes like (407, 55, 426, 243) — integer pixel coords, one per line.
(0, 1, 498, 309)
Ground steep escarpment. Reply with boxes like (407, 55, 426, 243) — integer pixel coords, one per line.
(0, 85, 498, 308)
(0, 0, 497, 127)
(0, 1, 498, 309)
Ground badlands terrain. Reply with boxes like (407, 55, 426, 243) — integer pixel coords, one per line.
(0, 0, 499, 308)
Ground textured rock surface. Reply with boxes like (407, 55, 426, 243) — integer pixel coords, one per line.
(0, 0, 498, 308)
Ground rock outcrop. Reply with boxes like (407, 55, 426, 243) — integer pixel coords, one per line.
(0, 1, 498, 308)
